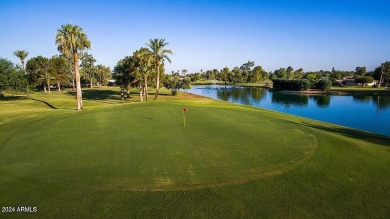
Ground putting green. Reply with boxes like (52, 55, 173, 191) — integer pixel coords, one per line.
(0, 102, 317, 191)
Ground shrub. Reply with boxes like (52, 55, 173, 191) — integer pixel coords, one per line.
(315, 79, 332, 91)
(272, 79, 310, 91)
(171, 90, 178, 96)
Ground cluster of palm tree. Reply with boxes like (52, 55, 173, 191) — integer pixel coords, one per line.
(113, 38, 173, 101)
(6, 23, 176, 109)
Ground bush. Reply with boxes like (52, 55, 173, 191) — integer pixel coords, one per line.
(171, 90, 178, 96)
(315, 79, 332, 91)
(272, 79, 310, 91)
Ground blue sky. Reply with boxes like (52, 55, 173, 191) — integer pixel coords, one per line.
(1, 0, 389, 73)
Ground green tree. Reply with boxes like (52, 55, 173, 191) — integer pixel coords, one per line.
(231, 67, 242, 84)
(163, 74, 191, 95)
(274, 68, 287, 79)
(133, 48, 154, 101)
(60, 53, 76, 90)
(56, 24, 91, 110)
(248, 66, 263, 83)
(315, 79, 332, 91)
(13, 50, 29, 70)
(286, 66, 294, 79)
(49, 56, 68, 91)
(240, 61, 254, 83)
(26, 56, 51, 93)
(96, 64, 111, 86)
(355, 76, 374, 87)
(355, 66, 367, 77)
(0, 58, 27, 96)
(146, 38, 173, 100)
(379, 62, 390, 87)
(269, 73, 278, 81)
(303, 72, 320, 83)
(240, 60, 254, 72)
(293, 68, 304, 79)
(80, 52, 96, 89)
(188, 72, 200, 82)
(113, 56, 137, 98)
(219, 67, 230, 85)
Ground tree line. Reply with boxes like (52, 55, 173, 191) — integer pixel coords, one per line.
(1, 50, 110, 100)
(0, 23, 177, 108)
(186, 62, 390, 87)
(0, 50, 111, 94)
(0, 24, 112, 111)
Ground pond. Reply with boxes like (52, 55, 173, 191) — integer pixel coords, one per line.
(185, 85, 390, 136)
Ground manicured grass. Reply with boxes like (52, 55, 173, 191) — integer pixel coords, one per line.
(0, 87, 389, 218)
(330, 86, 390, 94)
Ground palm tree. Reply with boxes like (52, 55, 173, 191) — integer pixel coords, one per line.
(146, 39, 173, 100)
(13, 50, 29, 70)
(55, 24, 91, 110)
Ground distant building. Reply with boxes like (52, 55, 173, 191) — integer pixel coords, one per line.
(336, 76, 377, 87)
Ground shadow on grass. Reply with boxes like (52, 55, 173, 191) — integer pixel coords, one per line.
(0, 95, 58, 109)
(66, 89, 126, 101)
(0, 96, 27, 101)
(299, 122, 390, 146)
(65, 89, 172, 101)
(27, 98, 58, 109)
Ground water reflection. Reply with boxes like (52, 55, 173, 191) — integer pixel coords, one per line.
(353, 95, 372, 103)
(187, 86, 390, 136)
(216, 87, 267, 105)
(271, 92, 308, 107)
(198, 86, 390, 111)
(372, 95, 390, 110)
(311, 95, 331, 108)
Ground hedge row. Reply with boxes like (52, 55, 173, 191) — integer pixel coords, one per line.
(272, 79, 310, 91)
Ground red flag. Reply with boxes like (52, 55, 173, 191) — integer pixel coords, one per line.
(183, 107, 187, 112)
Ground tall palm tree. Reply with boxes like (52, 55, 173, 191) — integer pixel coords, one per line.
(55, 24, 91, 110)
(146, 39, 173, 100)
(13, 50, 29, 70)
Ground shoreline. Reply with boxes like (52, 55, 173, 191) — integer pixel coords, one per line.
(191, 83, 390, 95)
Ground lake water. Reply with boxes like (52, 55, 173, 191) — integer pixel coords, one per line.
(185, 85, 390, 136)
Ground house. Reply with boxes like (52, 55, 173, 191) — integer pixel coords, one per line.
(335, 76, 356, 86)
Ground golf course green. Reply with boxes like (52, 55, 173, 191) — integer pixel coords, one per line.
(0, 87, 389, 218)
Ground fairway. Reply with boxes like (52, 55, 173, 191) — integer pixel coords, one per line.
(1, 101, 316, 191)
(1, 89, 390, 218)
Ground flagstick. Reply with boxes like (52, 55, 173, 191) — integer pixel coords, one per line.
(183, 110, 186, 127)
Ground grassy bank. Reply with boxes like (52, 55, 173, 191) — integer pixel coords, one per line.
(191, 81, 390, 95)
(330, 86, 390, 95)
(0, 87, 389, 218)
